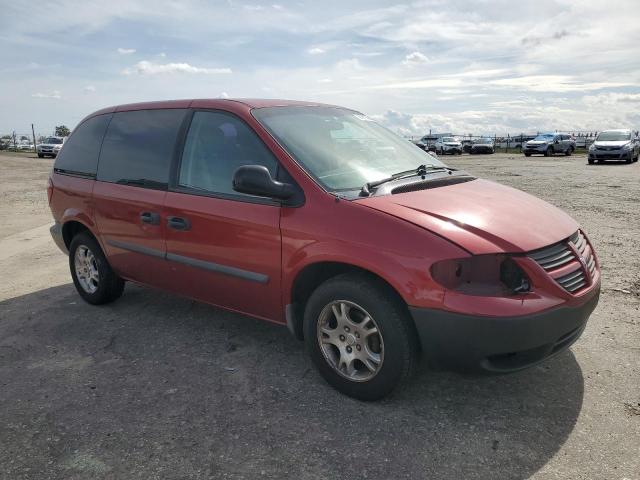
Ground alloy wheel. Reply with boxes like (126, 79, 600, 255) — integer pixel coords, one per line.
(74, 245, 99, 294)
(316, 300, 384, 382)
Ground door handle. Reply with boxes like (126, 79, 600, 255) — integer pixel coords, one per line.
(167, 216, 191, 231)
(140, 211, 160, 225)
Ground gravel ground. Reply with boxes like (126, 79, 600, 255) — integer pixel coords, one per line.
(0, 150, 638, 480)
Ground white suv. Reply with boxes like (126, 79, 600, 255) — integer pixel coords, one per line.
(37, 137, 65, 158)
(435, 136, 462, 155)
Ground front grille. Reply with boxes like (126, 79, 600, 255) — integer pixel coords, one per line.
(528, 230, 597, 294)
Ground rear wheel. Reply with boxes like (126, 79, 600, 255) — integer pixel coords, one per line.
(545, 146, 553, 157)
(69, 232, 124, 305)
(37, 153, 44, 158)
(303, 273, 418, 401)
(565, 146, 573, 156)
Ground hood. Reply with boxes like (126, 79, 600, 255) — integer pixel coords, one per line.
(593, 140, 630, 147)
(526, 140, 550, 145)
(355, 179, 578, 255)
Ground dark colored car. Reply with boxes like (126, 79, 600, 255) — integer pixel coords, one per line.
(470, 138, 495, 154)
(48, 99, 601, 400)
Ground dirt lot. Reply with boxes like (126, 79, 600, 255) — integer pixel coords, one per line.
(0, 150, 638, 479)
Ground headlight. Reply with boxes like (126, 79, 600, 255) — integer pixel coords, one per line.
(430, 255, 530, 296)
(622, 142, 632, 150)
(589, 143, 596, 151)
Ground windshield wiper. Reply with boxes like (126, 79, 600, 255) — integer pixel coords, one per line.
(360, 164, 452, 196)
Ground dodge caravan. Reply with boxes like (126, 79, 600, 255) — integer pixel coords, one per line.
(48, 99, 600, 400)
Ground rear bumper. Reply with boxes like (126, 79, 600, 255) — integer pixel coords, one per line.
(409, 286, 600, 373)
(50, 222, 68, 254)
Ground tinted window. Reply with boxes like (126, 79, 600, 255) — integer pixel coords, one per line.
(54, 114, 111, 176)
(178, 111, 277, 196)
(98, 109, 186, 188)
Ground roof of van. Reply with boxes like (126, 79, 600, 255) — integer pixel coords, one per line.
(90, 98, 334, 114)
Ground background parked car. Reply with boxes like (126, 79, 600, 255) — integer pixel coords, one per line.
(435, 136, 462, 155)
(470, 138, 495, 154)
(37, 137, 64, 158)
(523, 133, 575, 157)
(588, 129, 639, 164)
(461, 140, 473, 153)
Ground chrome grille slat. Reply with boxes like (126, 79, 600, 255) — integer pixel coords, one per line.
(529, 230, 596, 294)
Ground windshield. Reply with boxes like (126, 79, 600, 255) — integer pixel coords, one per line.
(441, 137, 456, 142)
(533, 134, 555, 141)
(44, 137, 63, 144)
(596, 131, 631, 141)
(476, 138, 493, 144)
(253, 106, 446, 191)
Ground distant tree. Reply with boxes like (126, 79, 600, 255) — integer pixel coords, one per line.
(20, 135, 29, 141)
(55, 125, 70, 137)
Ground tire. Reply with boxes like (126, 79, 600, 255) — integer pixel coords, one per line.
(524, 153, 531, 157)
(37, 153, 44, 158)
(565, 146, 573, 156)
(303, 273, 418, 401)
(544, 146, 553, 157)
(625, 156, 632, 164)
(69, 232, 124, 305)
(588, 158, 595, 164)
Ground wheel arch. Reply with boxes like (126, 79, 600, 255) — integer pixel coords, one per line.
(61, 219, 98, 250)
(286, 261, 409, 341)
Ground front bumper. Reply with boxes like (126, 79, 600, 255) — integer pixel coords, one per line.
(441, 146, 462, 154)
(471, 147, 494, 154)
(523, 144, 549, 154)
(409, 285, 599, 373)
(589, 149, 632, 161)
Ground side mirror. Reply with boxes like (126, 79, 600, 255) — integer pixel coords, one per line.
(554, 138, 560, 144)
(233, 165, 295, 200)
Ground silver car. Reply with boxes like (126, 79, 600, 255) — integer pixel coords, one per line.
(588, 129, 639, 164)
(523, 133, 576, 157)
(470, 138, 495, 154)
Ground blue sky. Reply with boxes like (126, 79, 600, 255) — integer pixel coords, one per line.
(1, 0, 639, 137)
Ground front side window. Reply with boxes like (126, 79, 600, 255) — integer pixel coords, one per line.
(253, 106, 446, 191)
(54, 114, 111, 176)
(178, 111, 278, 196)
(97, 109, 186, 188)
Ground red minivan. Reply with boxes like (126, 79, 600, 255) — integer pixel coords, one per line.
(48, 99, 600, 400)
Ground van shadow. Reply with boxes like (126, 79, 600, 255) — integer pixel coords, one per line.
(0, 284, 584, 480)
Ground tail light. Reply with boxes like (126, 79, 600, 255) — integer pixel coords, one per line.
(431, 255, 530, 296)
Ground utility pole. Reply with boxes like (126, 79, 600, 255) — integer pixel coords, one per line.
(31, 124, 37, 156)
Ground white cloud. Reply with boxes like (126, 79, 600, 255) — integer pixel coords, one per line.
(117, 48, 136, 55)
(402, 51, 429, 66)
(83, 85, 96, 92)
(308, 47, 326, 55)
(31, 91, 61, 99)
(122, 60, 232, 75)
(219, 91, 229, 98)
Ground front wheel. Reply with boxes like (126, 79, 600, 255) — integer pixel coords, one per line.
(524, 153, 531, 157)
(303, 274, 418, 401)
(69, 232, 124, 305)
(545, 146, 553, 157)
(565, 146, 573, 156)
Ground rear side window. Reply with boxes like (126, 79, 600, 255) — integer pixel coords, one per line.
(97, 109, 186, 188)
(54, 114, 112, 177)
